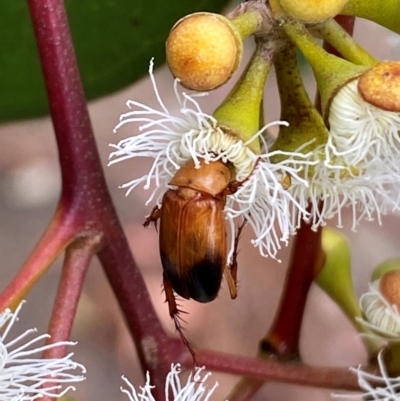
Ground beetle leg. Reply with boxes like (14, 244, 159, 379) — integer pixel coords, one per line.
(224, 180, 241, 195)
(143, 206, 161, 229)
(225, 159, 262, 195)
(224, 266, 237, 299)
(225, 219, 247, 300)
(163, 273, 197, 365)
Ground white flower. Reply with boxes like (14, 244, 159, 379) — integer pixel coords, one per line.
(307, 77, 400, 228)
(327, 79, 400, 173)
(288, 78, 400, 230)
(356, 280, 400, 342)
(263, 74, 400, 231)
(0, 301, 85, 401)
(289, 145, 397, 230)
(109, 59, 313, 260)
(333, 352, 400, 400)
(121, 363, 222, 401)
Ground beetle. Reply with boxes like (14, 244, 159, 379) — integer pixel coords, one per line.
(144, 158, 245, 357)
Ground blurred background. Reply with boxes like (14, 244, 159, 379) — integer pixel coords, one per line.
(1, 4, 400, 401)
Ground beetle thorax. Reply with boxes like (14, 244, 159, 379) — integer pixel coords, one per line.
(170, 159, 231, 196)
(177, 187, 198, 200)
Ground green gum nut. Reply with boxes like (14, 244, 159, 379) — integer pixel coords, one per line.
(270, 44, 328, 165)
(316, 228, 361, 324)
(342, 0, 400, 35)
(280, 18, 368, 123)
(213, 41, 275, 154)
(316, 228, 381, 353)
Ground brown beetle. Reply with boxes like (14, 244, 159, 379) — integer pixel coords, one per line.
(144, 158, 244, 357)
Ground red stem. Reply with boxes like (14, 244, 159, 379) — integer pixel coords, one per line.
(26, 0, 189, 397)
(44, 236, 100, 357)
(262, 222, 323, 359)
(0, 208, 76, 310)
(187, 348, 361, 391)
(39, 237, 97, 401)
(337, 15, 355, 31)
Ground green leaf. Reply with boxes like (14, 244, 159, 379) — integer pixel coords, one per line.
(0, 0, 230, 122)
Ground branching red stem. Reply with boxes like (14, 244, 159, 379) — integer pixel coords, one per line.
(25, 0, 189, 397)
(44, 235, 101, 357)
(0, 209, 76, 311)
(39, 236, 98, 401)
(185, 348, 361, 391)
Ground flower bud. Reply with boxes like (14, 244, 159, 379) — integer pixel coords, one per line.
(278, 0, 349, 22)
(361, 285, 400, 339)
(358, 61, 400, 112)
(316, 228, 364, 331)
(380, 270, 400, 309)
(359, 267, 400, 341)
(166, 12, 243, 91)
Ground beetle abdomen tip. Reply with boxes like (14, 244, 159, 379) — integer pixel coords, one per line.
(162, 254, 224, 303)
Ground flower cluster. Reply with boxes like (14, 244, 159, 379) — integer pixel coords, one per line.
(121, 364, 221, 401)
(110, 61, 400, 260)
(110, 60, 314, 261)
(0, 302, 85, 401)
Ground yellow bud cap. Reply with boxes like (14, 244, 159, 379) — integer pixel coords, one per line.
(166, 12, 242, 91)
(358, 61, 400, 112)
(380, 270, 400, 308)
(278, 0, 349, 22)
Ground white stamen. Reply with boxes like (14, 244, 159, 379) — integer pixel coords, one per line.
(327, 79, 400, 176)
(289, 144, 397, 231)
(121, 364, 222, 401)
(110, 61, 315, 260)
(0, 302, 85, 401)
